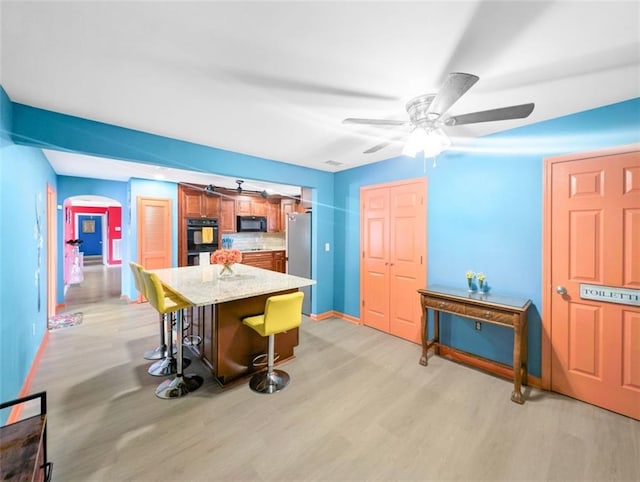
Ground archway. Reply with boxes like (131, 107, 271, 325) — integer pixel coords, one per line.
(63, 195, 122, 294)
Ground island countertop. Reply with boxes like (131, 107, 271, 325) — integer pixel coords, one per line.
(149, 263, 315, 307)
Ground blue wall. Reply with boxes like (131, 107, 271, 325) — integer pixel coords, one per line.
(2, 78, 638, 419)
(11, 102, 336, 316)
(0, 87, 57, 423)
(334, 98, 640, 377)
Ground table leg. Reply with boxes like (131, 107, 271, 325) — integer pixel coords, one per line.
(521, 316, 529, 387)
(433, 310, 440, 356)
(420, 304, 428, 366)
(511, 318, 525, 404)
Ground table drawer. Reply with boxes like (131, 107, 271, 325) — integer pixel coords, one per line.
(465, 306, 517, 325)
(422, 296, 465, 315)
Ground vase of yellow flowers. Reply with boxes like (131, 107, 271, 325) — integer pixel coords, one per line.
(466, 270, 476, 292)
(477, 273, 486, 293)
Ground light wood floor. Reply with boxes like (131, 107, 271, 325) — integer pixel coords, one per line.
(28, 264, 640, 481)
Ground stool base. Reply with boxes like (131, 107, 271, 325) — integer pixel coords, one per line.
(155, 374, 203, 399)
(249, 369, 290, 394)
(148, 357, 191, 377)
(143, 345, 177, 361)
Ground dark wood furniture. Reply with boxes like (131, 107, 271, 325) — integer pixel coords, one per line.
(418, 285, 531, 404)
(184, 289, 298, 386)
(177, 183, 303, 266)
(241, 250, 286, 273)
(0, 391, 52, 481)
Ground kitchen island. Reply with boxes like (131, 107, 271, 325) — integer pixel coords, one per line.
(150, 263, 315, 386)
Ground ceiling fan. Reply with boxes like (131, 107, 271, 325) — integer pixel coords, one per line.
(343, 72, 535, 157)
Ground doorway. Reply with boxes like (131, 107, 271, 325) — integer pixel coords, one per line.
(63, 196, 122, 294)
(76, 214, 104, 261)
(542, 144, 640, 419)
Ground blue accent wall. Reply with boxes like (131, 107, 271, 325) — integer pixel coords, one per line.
(2, 76, 638, 418)
(334, 98, 640, 377)
(0, 86, 57, 423)
(10, 101, 335, 315)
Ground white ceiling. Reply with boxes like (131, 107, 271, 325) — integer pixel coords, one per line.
(1, 1, 639, 185)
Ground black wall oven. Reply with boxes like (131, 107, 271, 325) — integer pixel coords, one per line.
(186, 218, 219, 266)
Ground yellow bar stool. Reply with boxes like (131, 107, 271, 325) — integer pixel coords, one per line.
(129, 262, 178, 362)
(140, 270, 203, 399)
(242, 292, 304, 394)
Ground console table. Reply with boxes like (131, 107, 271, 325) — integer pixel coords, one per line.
(418, 285, 531, 404)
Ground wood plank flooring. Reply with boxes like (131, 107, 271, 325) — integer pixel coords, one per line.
(27, 264, 640, 481)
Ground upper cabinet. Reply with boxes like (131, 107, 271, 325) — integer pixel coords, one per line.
(220, 198, 236, 233)
(180, 186, 219, 219)
(236, 197, 268, 217)
(179, 184, 306, 237)
(202, 195, 220, 218)
(267, 201, 280, 232)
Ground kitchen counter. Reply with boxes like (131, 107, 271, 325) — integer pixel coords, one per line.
(150, 262, 314, 307)
(148, 263, 315, 385)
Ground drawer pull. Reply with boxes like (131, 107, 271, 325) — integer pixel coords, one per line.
(439, 301, 445, 307)
(484, 311, 492, 318)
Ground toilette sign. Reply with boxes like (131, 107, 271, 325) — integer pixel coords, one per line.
(579, 284, 640, 307)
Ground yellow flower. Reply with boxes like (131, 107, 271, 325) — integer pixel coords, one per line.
(477, 273, 486, 282)
(465, 270, 475, 280)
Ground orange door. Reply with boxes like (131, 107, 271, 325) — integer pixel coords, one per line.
(361, 186, 390, 333)
(389, 181, 427, 343)
(549, 148, 640, 419)
(137, 197, 173, 273)
(46, 184, 57, 318)
(361, 179, 427, 343)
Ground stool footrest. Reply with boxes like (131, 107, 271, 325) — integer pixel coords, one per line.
(251, 352, 280, 368)
(183, 334, 202, 347)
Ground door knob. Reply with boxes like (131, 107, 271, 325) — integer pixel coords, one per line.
(556, 286, 567, 295)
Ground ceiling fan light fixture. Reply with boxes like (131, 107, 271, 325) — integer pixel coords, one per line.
(402, 127, 427, 158)
(422, 128, 451, 158)
(402, 127, 450, 158)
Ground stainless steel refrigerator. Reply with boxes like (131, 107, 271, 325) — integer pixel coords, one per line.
(286, 212, 312, 315)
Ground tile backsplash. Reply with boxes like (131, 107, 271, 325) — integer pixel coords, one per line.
(225, 232, 285, 251)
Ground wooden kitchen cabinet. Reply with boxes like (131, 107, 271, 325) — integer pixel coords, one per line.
(241, 252, 274, 270)
(236, 197, 268, 216)
(267, 201, 280, 232)
(182, 187, 204, 218)
(273, 250, 285, 273)
(241, 250, 286, 272)
(220, 198, 236, 233)
(202, 194, 220, 218)
(180, 186, 219, 218)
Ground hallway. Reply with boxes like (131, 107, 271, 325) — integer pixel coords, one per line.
(60, 261, 126, 317)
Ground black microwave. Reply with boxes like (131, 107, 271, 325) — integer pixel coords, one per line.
(237, 215, 267, 232)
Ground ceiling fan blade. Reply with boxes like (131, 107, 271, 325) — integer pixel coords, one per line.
(228, 69, 400, 101)
(363, 142, 391, 154)
(363, 135, 405, 154)
(343, 118, 409, 127)
(427, 72, 479, 116)
(444, 103, 535, 126)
